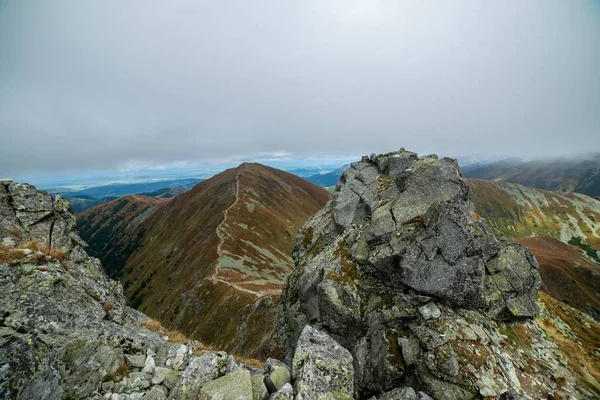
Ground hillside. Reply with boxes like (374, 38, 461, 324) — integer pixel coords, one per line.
(464, 155, 600, 199)
(78, 163, 331, 359)
(467, 178, 600, 321)
(77, 195, 165, 279)
(305, 164, 349, 187)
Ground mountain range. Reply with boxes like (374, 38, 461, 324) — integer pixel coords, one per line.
(464, 154, 600, 199)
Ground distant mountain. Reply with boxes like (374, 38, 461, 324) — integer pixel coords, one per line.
(66, 195, 118, 212)
(77, 163, 331, 358)
(138, 187, 186, 199)
(304, 164, 349, 187)
(60, 177, 202, 199)
(464, 155, 600, 199)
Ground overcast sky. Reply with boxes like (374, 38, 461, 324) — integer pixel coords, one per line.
(1, 0, 599, 177)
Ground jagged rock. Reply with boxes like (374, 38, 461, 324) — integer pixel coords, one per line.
(269, 383, 293, 400)
(198, 368, 253, 400)
(264, 358, 291, 394)
(292, 325, 354, 399)
(277, 150, 544, 398)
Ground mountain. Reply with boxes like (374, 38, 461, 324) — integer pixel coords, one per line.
(304, 164, 349, 187)
(0, 180, 315, 400)
(277, 150, 599, 399)
(59, 177, 203, 199)
(77, 163, 331, 359)
(77, 195, 166, 279)
(138, 187, 187, 198)
(464, 154, 600, 199)
(466, 178, 600, 321)
(4, 153, 600, 399)
(64, 195, 118, 212)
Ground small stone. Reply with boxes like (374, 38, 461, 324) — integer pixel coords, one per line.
(380, 387, 417, 400)
(126, 354, 146, 368)
(269, 382, 293, 400)
(142, 355, 156, 373)
(264, 358, 291, 394)
(419, 302, 441, 320)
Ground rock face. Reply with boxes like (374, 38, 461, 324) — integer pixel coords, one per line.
(277, 150, 573, 398)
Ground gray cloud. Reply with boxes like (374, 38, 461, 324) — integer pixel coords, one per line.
(1, 0, 599, 177)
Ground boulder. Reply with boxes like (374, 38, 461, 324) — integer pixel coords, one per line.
(264, 358, 291, 394)
(269, 383, 293, 400)
(292, 325, 354, 400)
(198, 368, 253, 400)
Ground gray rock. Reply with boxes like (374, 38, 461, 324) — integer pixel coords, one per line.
(264, 358, 291, 394)
(251, 373, 269, 400)
(169, 351, 228, 399)
(277, 150, 542, 397)
(268, 383, 293, 400)
(292, 325, 354, 400)
(198, 368, 253, 400)
(126, 354, 146, 369)
(380, 387, 417, 400)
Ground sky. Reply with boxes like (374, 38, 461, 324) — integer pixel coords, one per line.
(1, 0, 599, 180)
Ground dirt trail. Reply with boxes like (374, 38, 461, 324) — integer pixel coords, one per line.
(210, 167, 279, 297)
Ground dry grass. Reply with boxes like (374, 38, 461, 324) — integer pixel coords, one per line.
(233, 355, 263, 368)
(103, 303, 113, 312)
(43, 247, 65, 261)
(537, 292, 600, 391)
(20, 240, 40, 251)
(7, 227, 22, 238)
(0, 244, 26, 264)
(193, 342, 217, 356)
(141, 318, 165, 333)
(28, 252, 48, 265)
(166, 330, 187, 344)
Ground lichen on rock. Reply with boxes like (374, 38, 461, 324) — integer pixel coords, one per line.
(277, 149, 558, 399)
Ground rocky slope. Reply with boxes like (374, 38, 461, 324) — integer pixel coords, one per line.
(1, 180, 291, 400)
(78, 163, 331, 359)
(277, 150, 600, 399)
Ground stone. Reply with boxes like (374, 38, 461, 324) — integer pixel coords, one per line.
(264, 358, 291, 394)
(142, 387, 167, 400)
(380, 387, 417, 400)
(292, 325, 354, 400)
(126, 354, 146, 368)
(251, 373, 269, 400)
(142, 355, 156, 373)
(419, 302, 441, 320)
(268, 383, 293, 400)
(169, 351, 228, 399)
(198, 368, 253, 400)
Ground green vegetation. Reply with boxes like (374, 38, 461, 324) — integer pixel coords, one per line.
(568, 236, 600, 264)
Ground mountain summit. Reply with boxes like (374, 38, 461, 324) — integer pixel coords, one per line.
(79, 163, 331, 358)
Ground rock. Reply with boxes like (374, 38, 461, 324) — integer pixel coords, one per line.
(419, 302, 441, 320)
(292, 325, 354, 400)
(264, 358, 291, 394)
(126, 354, 146, 368)
(142, 387, 167, 400)
(198, 368, 253, 400)
(142, 355, 156, 373)
(277, 150, 543, 397)
(380, 387, 417, 400)
(169, 351, 228, 399)
(151, 367, 181, 388)
(269, 383, 293, 400)
(251, 373, 269, 400)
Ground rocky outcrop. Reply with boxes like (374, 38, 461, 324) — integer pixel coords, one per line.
(0, 182, 270, 399)
(277, 150, 592, 399)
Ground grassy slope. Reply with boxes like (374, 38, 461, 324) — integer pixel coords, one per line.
(77, 195, 165, 279)
(120, 163, 331, 358)
(468, 178, 600, 320)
